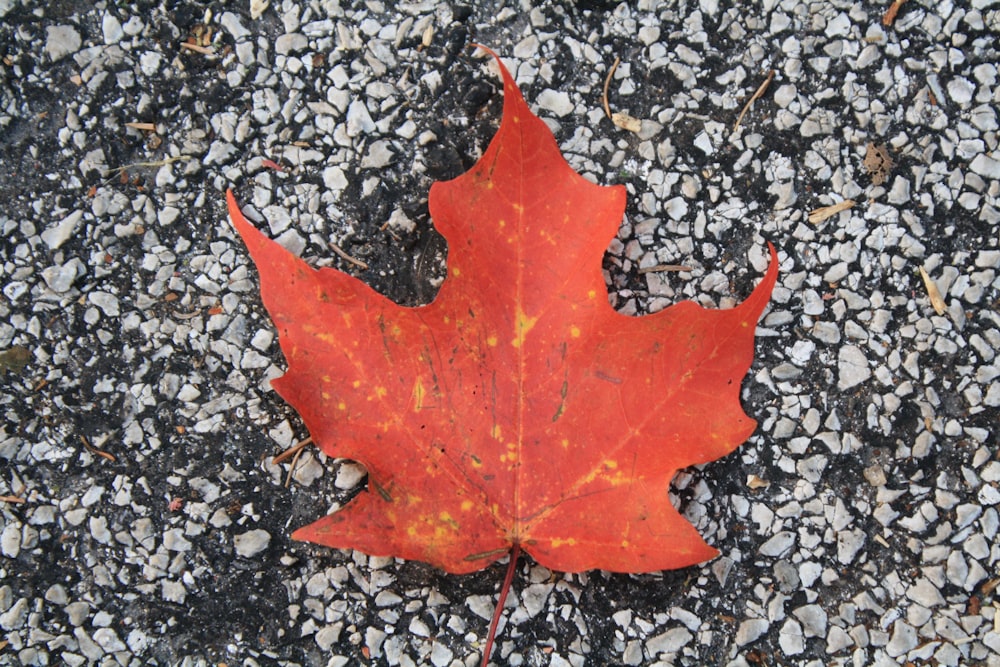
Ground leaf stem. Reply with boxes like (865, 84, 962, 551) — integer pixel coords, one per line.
(479, 543, 521, 667)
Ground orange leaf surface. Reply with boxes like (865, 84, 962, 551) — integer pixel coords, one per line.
(228, 52, 777, 576)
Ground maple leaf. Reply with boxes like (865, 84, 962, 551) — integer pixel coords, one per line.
(228, 51, 776, 576)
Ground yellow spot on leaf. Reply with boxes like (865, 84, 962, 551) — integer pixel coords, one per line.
(461, 500, 473, 512)
(512, 308, 539, 348)
(413, 377, 426, 411)
(588, 290, 597, 299)
(550, 537, 578, 548)
(352, 380, 361, 388)
(570, 325, 580, 338)
(337, 401, 347, 411)
(451, 267, 461, 277)
(487, 335, 498, 347)
(561, 439, 569, 449)
(491, 425, 503, 440)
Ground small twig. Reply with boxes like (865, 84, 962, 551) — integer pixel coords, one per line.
(883, 0, 907, 26)
(180, 42, 214, 55)
(808, 199, 855, 224)
(105, 155, 195, 179)
(273, 437, 312, 465)
(918, 266, 947, 315)
(733, 69, 775, 132)
(637, 264, 694, 275)
(125, 122, 157, 132)
(0, 495, 26, 504)
(329, 241, 369, 270)
(285, 446, 306, 488)
(81, 435, 116, 462)
(602, 57, 620, 119)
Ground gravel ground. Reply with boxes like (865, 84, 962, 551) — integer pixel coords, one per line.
(1, 0, 999, 665)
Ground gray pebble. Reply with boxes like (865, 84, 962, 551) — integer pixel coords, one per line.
(162, 529, 192, 552)
(837, 345, 871, 390)
(778, 618, 804, 655)
(275, 32, 309, 55)
(41, 259, 81, 293)
(88, 292, 120, 317)
(645, 627, 691, 655)
(793, 604, 827, 637)
(735, 618, 769, 646)
(537, 89, 574, 117)
(885, 620, 917, 657)
(969, 154, 1000, 179)
(41, 210, 83, 250)
(89, 516, 112, 545)
(220, 12, 251, 40)
(0, 597, 27, 630)
(361, 140, 395, 169)
(1, 521, 20, 558)
(74, 627, 104, 660)
(102, 13, 124, 44)
(234, 529, 271, 557)
(45, 25, 82, 61)
(759, 531, 796, 557)
(65, 601, 90, 627)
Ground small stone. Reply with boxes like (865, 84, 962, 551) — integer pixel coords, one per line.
(760, 531, 796, 557)
(735, 618, 770, 646)
(162, 529, 192, 552)
(323, 166, 349, 193)
(88, 292, 120, 317)
(275, 33, 309, 55)
(74, 628, 104, 661)
(664, 197, 688, 220)
(361, 140, 395, 169)
(102, 13, 124, 44)
(778, 618, 804, 655)
(886, 620, 918, 657)
(161, 580, 186, 603)
(837, 345, 871, 390)
(693, 130, 714, 155)
(0, 597, 28, 630)
(204, 141, 237, 165)
(45, 584, 68, 605)
(220, 12, 251, 40)
(773, 84, 796, 108)
(65, 601, 90, 626)
(646, 627, 692, 655)
(315, 624, 342, 650)
(234, 528, 270, 557)
(346, 100, 375, 136)
(89, 516, 112, 545)
(1, 522, 20, 557)
(537, 89, 574, 117)
(969, 154, 1000, 179)
(42, 260, 78, 292)
(793, 604, 827, 637)
(93, 628, 126, 653)
(836, 528, 865, 564)
(906, 578, 944, 607)
(335, 462, 366, 489)
(946, 77, 974, 106)
(46, 25, 82, 61)
(41, 210, 83, 250)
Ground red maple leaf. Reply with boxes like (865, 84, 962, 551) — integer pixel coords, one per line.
(228, 48, 776, 660)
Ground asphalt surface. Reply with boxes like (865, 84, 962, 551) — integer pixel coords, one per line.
(1, 1, 998, 666)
